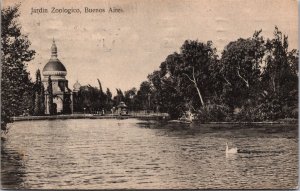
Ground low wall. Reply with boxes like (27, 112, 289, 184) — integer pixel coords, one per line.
(12, 113, 170, 122)
(11, 114, 297, 124)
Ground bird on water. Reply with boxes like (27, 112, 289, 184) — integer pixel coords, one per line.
(226, 142, 238, 154)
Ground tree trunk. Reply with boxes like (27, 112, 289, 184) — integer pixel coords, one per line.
(195, 84, 205, 107)
(237, 67, 249, 88)
(183, 67, 205, 107)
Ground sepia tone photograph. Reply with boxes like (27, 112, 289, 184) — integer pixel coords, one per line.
(1, 0, 298, 189)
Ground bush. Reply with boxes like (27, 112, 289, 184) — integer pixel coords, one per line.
(196, 103, 230, 122)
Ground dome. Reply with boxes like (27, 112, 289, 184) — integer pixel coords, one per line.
(73, 80, 81, 92)
(43, 59, 66, 72)
(42, 39, 67, 77)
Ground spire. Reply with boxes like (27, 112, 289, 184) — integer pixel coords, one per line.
(51, 38, 58, 58)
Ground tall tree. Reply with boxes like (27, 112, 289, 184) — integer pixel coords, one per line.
(1, 4, 35, 130)
(146, 41, 219, 118)
(40, 83, 45, 114)
(106, 88, 112, 100)
(96, 79, 106, 110)
(179, 40, 218, 107)
(33, 69, 45, 115)
(261, 27, 298, 118)
(124, 88, 137, 110)
(220, 31, 265, 109)
(142, 29, 298, 121)
(47, 76, 54, 115)
(105, 88, 113, 110)
(114, 88, 124, 105)
(263, 27, 298, 96)
(97, 79, 103, 94)
(137, 81, 152, 110)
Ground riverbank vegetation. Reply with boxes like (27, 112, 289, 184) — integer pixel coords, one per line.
(125, 28, 298, 122)
(1, 4, 298, 134)
(1, 5, 35, 132)
(75, 28, 298, 122)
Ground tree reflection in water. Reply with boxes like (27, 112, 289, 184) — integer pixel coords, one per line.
(1, 141, 26, 189)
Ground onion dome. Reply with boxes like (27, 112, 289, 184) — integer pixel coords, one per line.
(73, 80, 81, 92)
(42, 39, 67, 77)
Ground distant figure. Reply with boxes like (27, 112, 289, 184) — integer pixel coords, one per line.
(111, 107, 115, 115)
(102, 109, 105, 115)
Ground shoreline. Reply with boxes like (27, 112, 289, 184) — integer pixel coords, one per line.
(11, 114, 298, 124)
(12, 114, 169, 122)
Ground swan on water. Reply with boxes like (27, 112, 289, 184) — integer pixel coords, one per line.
(226, 142, 238, 154)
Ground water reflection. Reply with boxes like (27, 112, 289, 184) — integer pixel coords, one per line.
(1, 141, 27, 189)
(1, 119, 298, 189)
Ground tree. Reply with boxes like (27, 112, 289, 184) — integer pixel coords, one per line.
(141, 29, 298, 121)
(97, 79, 106, 100)
(124, 88, 137, 110)
(40, 83, 45, 114)
(106, 88, 112, 100)
(113, 88, 124, 105)
(260, 27, 298, 119)
(74, 82, 115, 113)
(148, 60, 184, 117)
(147, 71, 163, 112)
(220, 31, 265, 110)
(97, 79, 103, 94)
(47, 76, 54, 115)
(105, 88, 113, 110)
(97, 79, 106, 110)
(136, 81, 152, 110)
(33, 69, 45, 115)
(179, 40, 218, 108)
(1, 4, 35, 130)
(145, 41, 219, 118)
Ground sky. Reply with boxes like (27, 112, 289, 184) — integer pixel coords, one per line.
(4, 0, 298, 95)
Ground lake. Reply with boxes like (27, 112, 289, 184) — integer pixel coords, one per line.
(1, 118, 298, 189)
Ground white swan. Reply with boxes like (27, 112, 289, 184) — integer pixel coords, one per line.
(226, 142, 238, 154)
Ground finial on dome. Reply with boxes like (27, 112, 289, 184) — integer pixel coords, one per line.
(51, 38, 57, 58)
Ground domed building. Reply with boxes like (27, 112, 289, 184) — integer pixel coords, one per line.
(72, 80, 82, 113)
(73, 80, 81, 93)
(42, 39, 73, 114)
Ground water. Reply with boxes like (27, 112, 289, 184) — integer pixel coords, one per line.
(1, 119, 298, 189)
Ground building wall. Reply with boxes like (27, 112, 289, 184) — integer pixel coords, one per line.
(43, 76, 73, 114)
(53, 95, 64, 113)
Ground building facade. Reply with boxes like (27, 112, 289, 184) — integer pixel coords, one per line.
(42, 40, 73, 114)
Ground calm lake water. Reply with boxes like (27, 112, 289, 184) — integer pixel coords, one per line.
(1, 119, 298, 189)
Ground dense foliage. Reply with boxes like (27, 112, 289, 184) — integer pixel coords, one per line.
(74, 80, 114, 113)
(32, 69, 45, 115)
(130, 28, 298, 121)
(73, 80, 155, 113)
(1, 5, 35, 131)
(74, 28, 298, 121)
(47, 76, 54, 115)
(1, 4, 298, 123)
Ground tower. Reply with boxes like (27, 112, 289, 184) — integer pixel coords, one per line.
(42, 39, 73, 114)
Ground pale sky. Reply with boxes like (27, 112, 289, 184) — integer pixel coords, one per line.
(4, 0, 298, 95)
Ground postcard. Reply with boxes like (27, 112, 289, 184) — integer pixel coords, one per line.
(1, 0, 298, 189)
